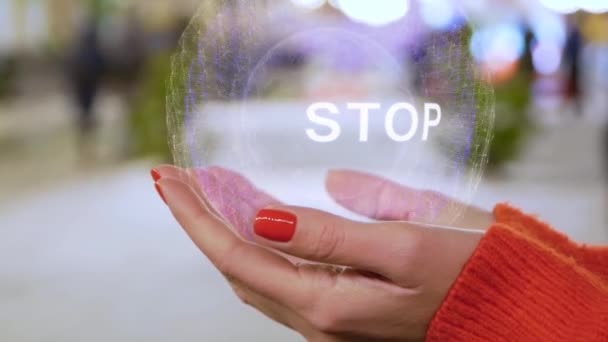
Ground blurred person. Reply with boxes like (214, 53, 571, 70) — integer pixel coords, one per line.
(69, 13, 105, 163)
(107, 7, 147, 160)
(0, 55, 16, 98)
(564, 18, 583, 116)
(151, 165, 607, 341)
(108, 7, 146, 101)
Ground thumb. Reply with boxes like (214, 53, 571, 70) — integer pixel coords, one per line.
(326, 169, 492, 229)
(325, 169, 448, 222)
(251, 206, 422, 279)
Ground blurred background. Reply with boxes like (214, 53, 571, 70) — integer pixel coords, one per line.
(1, 0, 608, 341)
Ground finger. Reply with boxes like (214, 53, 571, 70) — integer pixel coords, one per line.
(207, 166, 278, 208)
(325, 169, 446, 221)
(157, 177, 311, 310)
(153, 165, 226, 224)
(229, 281, 306, 333)
(152, 164, 275, 238)
(288, 264, 425, 339)
(326, 169, 492, 229)
(153, 165, 207, 205)
(187, 166, 309, 264)
(204, 166, 281, 239)
(252, 205, 419, 278)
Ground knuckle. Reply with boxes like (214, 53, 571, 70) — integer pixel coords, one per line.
(301, 269, 346, 334)
(308, 303, 344, 334)
(310, 222, 346, 261)
(190, 207, 212, 227)
(419, 190, 448, 214)
(373, 181, 393, 219)
(231, 284, 251, 306)
(393, 225, 426, 273)
(216, 239, 245, 278)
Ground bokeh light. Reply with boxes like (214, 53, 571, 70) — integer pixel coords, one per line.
(334, 0, 410, 26)
(580, 0, 608, 13)
(290, 0, 327, 10)
(540, 0, 608, 14)
(533, 41, 562, 75)
(470, 23, 525, 68)
(539, 0, 579, 14)
(419, 0, 458, 30)
(530, 11, 566, 46)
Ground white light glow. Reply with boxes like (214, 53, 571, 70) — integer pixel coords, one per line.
(470, 23, 525, 65)
(530, 12, 566, 47)
(579, 0, 608, 13)
(420, 0, 457, 30)
(540, 0, 608, 13)
(532, 42, 562, 75)
(539, 0, 578, 14)
(290, 0, 326, 10)
(336, 0, 410, 26)
(0, 1, 14, 53)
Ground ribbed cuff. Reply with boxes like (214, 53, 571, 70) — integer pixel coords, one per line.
(426, 224, 608, 342)
(494, 203, 608, 282)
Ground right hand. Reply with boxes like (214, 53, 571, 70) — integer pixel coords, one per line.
(153, 166, 493, 341)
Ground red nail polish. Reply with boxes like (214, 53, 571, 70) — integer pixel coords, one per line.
(151, 169, 161, 182)
(254, 209, 297, 242)
(155, 183, 166, 203)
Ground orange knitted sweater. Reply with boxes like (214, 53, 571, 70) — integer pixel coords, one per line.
(426, 204, 608, 341)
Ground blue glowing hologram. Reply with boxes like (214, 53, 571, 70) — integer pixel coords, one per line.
(167, 0, 494, 235)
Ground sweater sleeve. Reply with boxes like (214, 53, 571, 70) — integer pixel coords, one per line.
(426, 205, 608, 342)
(494, 204, 608, 282)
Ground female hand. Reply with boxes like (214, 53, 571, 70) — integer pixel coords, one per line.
(152, 166, 492, 341)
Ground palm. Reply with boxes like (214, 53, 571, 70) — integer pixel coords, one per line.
(153, 165, 489, 341)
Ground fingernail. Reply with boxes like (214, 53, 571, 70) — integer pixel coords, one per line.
(254, 209, 297, 242)
(155, 183, 166, 204)
(151, 169, 161, 182)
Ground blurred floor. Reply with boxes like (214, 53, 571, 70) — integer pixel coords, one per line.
(0, 163, 298, 342)
(0, 88, 127, 203)
(0, 92, 300, 341)
(0, 92, 607, 341)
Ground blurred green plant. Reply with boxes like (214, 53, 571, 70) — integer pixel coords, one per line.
(469, 73, 532, 171)
(88, 0, 122, 18)
(128, 54, 172, 161)
(453, 21, 531, 170)
(0, 56, 16, 98)
(486, 72, 532, 169)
